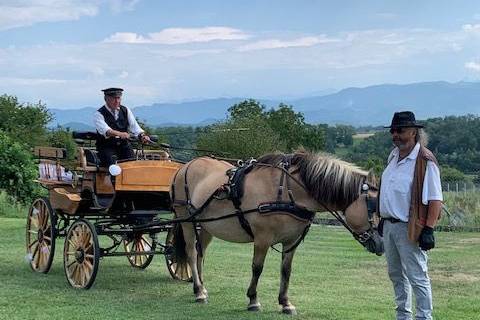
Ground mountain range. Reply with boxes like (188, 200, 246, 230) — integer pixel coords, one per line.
(49, 81, 480, 130)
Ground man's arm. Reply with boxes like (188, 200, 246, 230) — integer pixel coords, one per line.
(422, 161, 443, 227)
(125, 107, 144, 137)
(125, 107, 151, 143)
(93, 111, 129, 139)
(426, 200, 442, 227)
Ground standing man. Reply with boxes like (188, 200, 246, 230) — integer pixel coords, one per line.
(94, 87, 151, 167)
(379, 111, 442, 320)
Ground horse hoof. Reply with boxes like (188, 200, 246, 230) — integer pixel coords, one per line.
(195, 297, 208, 304)
(247, 303, 261, 311)
(281, 306, 297, 315)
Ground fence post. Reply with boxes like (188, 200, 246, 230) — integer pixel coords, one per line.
(447, 183, 450, 192)
(464, 182, 467, 195)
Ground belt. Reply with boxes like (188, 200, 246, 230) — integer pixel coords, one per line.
(381, 217, 404, 224)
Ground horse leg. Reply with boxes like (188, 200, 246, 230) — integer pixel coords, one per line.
(197, 229, 213, 286)
(278, 248, 297, 315)
(181, 222, 208, 303)
(246, 242, 269, 312)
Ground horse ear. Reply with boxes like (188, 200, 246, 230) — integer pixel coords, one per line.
(367, 170, 378, 188)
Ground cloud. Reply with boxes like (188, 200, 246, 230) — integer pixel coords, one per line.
(462, 23, 480, 32)
(119, 71, 129, 78)
(0, 77, 67, 85)
(104, 27, 251, 44)
(0, 1, 98, 31)
(465, 61, 480, 72)
(107, 0, 140, 14)
(104, 32, 149, 44)
(237, 35, 339, 52)
(0, 0, 141, 30)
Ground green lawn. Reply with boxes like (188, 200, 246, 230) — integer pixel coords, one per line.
(0, 218, 479, 320)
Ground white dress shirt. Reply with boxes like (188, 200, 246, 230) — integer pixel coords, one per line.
(379, 143, 443, 222)
(93, 105, 144, 138)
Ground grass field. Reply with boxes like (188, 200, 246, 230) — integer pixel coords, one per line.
(0, 218, 479, 320)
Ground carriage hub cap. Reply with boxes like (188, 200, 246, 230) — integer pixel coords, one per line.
(75, 249, 85, 263)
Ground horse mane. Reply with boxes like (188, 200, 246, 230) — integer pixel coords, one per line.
(255, 150, 369, 208)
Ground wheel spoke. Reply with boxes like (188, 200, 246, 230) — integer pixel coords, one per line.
(41, 242, 51, 256)
(83, 260, 93, 272)
(68, 239, 77, 249)
(28, 239, 38, 249)
(67, 259, 76, 269)
(39, 202, 47, 228)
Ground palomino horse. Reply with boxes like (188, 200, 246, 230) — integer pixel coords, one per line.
(170, 150, 383, 314)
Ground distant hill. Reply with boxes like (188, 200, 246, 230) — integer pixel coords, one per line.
(49, 81, 480, 128)
(295, 81, 480, 125)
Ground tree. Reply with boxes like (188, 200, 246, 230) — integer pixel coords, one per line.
(227, 99, 266, 122)
(266, 103, 308, 152)
(198, 99, 325, 158)
(0, 132, 42, 203)
(0, 95, 52, 148)
(440, 166, 468, 183)
(197, 118, 285, 159)
(47, 127, 77, 168)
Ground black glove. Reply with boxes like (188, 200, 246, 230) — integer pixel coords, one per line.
(419, 226, 435, 251)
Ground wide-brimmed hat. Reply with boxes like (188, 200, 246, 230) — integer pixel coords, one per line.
(102, 87, 123, 97)
(384, 111, 424, 128)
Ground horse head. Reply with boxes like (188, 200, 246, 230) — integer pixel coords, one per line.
(289, 151, 384, 256)
(343, 176, 384, 256)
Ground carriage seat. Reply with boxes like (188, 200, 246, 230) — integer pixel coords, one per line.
(84, 149, 101, 166)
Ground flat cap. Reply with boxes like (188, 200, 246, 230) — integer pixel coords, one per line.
(102, 87, 123, 97)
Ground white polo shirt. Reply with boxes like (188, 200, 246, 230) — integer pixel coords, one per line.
(379, 143, 443, 222)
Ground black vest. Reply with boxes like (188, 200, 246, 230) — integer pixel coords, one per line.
(96, 105, 129, 148)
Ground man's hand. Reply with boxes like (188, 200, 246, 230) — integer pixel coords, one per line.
(118, 132, 130, 139)
(419, 226, 435, 251)
(140, 134, 152, 144)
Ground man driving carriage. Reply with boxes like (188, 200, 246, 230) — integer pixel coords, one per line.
(93, 87, 151, 167)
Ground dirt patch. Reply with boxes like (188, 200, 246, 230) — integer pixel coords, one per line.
(457, 237, 480, 244)
(431, 271, 480, 283)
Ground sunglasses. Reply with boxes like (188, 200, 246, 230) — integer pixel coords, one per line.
(389, 127, 404, 134)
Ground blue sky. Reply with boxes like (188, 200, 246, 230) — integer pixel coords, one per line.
(2, 0, 480, 109)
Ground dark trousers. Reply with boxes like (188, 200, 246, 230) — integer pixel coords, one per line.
(97, 143, 134, 167)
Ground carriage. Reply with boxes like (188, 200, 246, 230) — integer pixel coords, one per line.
(26, 132, 192, 289)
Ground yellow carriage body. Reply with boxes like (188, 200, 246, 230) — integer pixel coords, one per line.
(115, 160, 183, 192)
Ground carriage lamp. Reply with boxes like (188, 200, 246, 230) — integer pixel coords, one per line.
(109, 164, 122, 176)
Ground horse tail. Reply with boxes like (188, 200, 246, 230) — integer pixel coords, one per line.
(172, 223, 188, 266)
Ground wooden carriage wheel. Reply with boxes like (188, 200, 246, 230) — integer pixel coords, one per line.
(63, 219, 99, 289)
(165, 225, 192, 282)
(123, 234, 156, 269)
(26, 198, 56, 273)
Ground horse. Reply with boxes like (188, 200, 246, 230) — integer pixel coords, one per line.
(170, 150, 383, 314)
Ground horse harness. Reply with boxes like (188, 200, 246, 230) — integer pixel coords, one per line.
(171, 155, 379, 255)
(171, 155, 316, 254)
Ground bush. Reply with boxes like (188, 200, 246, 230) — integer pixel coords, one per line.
(0, 132, 43, 203)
